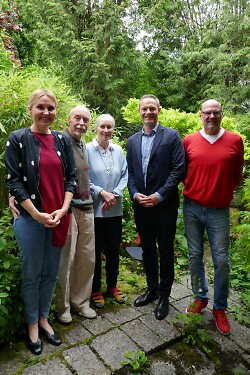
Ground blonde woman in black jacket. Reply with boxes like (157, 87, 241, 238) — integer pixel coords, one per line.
(5, 89, 77, 355)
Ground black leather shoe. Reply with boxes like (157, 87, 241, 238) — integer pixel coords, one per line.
(134, 290, 158, 307)
(39, 326, 62, 346)
(155, 296, 169, 320)
(27, 336, 43, 355)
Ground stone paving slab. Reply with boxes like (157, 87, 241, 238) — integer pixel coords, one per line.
(104, 305, 142, 325)
(226, 318, 250, 352)
(177, 274, 192, 288)
(150, 360, 177, 375)
(139, 313, 180, 342)
(0, 354, 22, 375)
(63, 344, 110, 375)
(81, 315, 114, 335)
(63, 324, 92, 345)
(22, 358, 71, 375)
(170, 280, 193, 300)
(242, 353, 250, 368)
(171, 296, 191, 313)
(209, 328, 248, 360)
(90, 328, 138, 371)
(120, 318, 163, 352)
(228, 290, 243, 306)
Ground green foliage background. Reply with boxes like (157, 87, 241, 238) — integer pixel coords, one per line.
(0, 209, 24, 343)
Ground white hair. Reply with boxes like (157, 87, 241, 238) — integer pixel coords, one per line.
(95, 114, 115, 128)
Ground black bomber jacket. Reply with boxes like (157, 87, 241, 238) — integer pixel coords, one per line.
(4, 127, 77, 214)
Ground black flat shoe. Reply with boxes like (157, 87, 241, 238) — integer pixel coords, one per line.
(39, 326, 62, 346)
(27, 336, 43, 355)
(155, 296, 169, 320)
(134, 290, 158, 307)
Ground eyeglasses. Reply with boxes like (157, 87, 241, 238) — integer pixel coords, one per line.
(201, 110, 222, 116)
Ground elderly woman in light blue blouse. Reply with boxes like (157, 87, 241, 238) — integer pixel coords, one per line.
(86, 114, 128, 308)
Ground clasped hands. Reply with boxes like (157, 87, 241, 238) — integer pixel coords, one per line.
(99, 190, 118, 211)
(33, 209, 67, 228)
(9, 196, 66, 227)
(136, 193, 160, 208)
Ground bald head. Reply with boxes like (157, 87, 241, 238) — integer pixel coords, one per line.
(200, 99, 223, 135)
(201, 99, 222, 112)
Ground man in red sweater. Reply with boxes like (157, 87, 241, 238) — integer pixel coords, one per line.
(183, 99, 244, 335)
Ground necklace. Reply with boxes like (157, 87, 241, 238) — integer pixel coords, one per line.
(97, 147, 114, 171)
(97, 146, 114, 190)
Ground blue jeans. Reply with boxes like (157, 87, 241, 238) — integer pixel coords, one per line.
(183, 197, 230, 310)
(14, 215, 63, 324)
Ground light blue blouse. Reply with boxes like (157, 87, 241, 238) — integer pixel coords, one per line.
(86, 139, 128, 218)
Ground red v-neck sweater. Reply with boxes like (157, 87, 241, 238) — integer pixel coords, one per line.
(183, 130, 244, 208)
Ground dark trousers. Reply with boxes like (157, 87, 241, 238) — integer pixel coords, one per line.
(92, 216, 122, 293)
(134, 201, 178, 297)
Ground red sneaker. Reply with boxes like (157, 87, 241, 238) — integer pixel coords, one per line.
(186, 299, 208, 314)
(213, 308, 231, 335)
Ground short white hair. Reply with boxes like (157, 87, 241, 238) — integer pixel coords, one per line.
(95, 114, 115, 128)
(69, 105, 91, 119)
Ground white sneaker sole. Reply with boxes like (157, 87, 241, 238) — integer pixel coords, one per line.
(81, 312, 97, 319)
(58, 315, 72, 324)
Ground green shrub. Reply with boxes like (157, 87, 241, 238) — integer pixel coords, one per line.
(120, 98, 142, 138)
(229, 178, 250, 325)
(0, 208, 24, 344)
(234, 112, 250, 142)
(230, 179, 250, 285)
(0, 45, 15, 73)
(174, 205, 189, 272)
(121, 188, 137, 246)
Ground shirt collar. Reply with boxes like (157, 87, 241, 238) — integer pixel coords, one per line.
(92, 138, 114, 151)
(200, 127, 224, 139)
(142, 123, 159, 136)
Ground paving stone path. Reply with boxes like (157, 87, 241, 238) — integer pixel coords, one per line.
(0, 275, 249, 375)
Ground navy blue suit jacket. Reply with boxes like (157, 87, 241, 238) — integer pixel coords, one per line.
(126, 123, 185, 205)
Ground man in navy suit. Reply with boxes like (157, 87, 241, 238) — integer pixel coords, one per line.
(126, 94, 185, 319)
